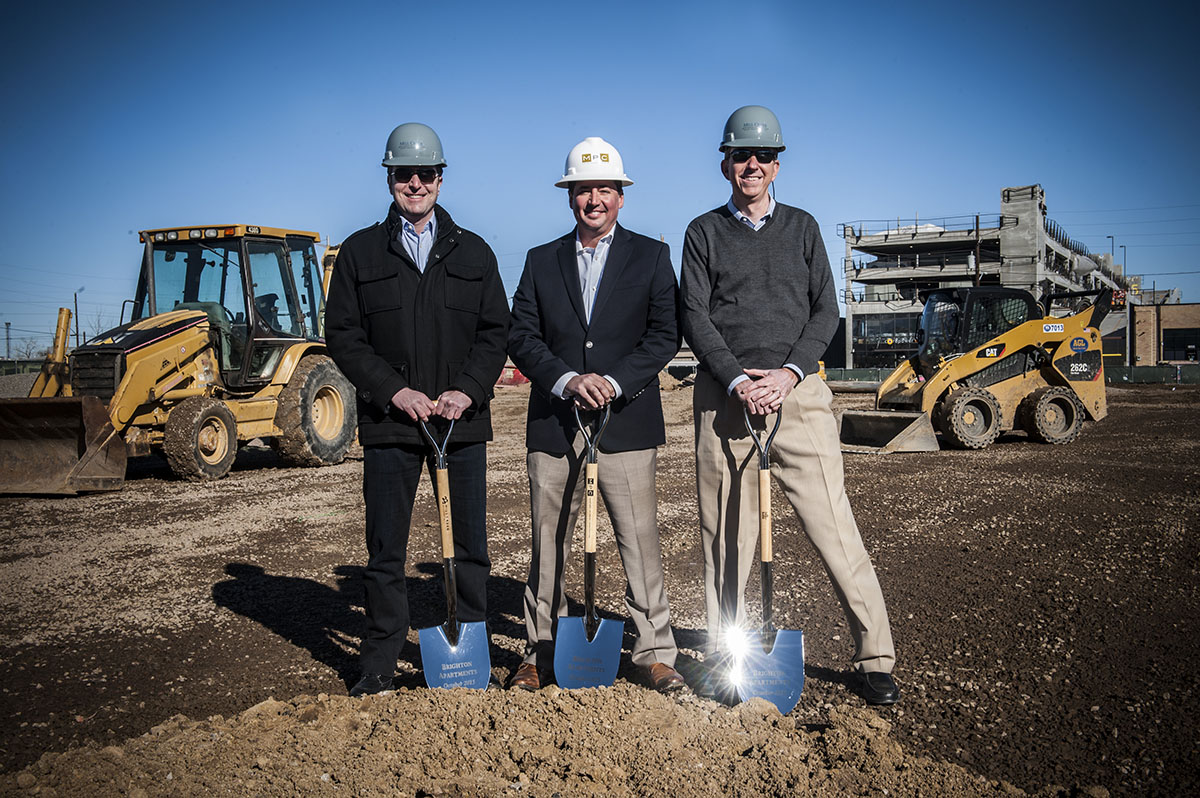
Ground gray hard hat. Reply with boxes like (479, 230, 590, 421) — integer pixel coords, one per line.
(719, 105, 786, 152)
(382, 122, 447, 168)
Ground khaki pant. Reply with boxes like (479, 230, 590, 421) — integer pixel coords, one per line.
(523, 435, 677, 669)
(694, 371, 895, 673)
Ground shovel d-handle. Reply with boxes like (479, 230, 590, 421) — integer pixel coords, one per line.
(574, 404, 611, 643)
(420, 418, 460, 646)
(744, 406, 783, 645)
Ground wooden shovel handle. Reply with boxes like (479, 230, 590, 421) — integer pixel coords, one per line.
(759, 467, 772, 563)
(436, 467, 454, 559)
(584, 461, 598, 554)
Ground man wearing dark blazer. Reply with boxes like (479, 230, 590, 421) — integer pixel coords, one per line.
(507, 136, 685, 693)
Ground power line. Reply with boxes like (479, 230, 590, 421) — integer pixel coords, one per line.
(1068, 217, 1200, 227)
(1082, 231, 1200, 238)
(1053, 203, 1200, 213)
(1133, 270, 1200, 276)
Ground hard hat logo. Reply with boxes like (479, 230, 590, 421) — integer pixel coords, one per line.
(721, 105, 786, 152)
(382, 123, 447, 168)
(555, 137, 633, 188)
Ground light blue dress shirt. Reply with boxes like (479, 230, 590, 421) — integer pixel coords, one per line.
(399, 213, 436, 273)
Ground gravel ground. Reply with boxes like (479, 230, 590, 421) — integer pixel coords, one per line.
(0, 380, 1197, 796)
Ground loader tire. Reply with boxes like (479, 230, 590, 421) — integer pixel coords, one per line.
(276, 355, 356, 467)
(164, 396, 237, 481)
(1019, 386, 1084, 445)
(940, 386, 1001, 450)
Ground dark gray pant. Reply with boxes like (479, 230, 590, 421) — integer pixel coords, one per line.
(360, 441, 490, 676)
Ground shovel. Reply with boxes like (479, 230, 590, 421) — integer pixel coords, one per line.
(730, 405, 805, 714)
(416, 417, 491, 690)
(553, 403, 623, 689)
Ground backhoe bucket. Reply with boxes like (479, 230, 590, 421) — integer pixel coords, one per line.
(839, 410, 939, 454)
(0, 396, 127, 495)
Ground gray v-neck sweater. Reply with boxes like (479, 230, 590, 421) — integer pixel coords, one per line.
(680, 202, 839, 387)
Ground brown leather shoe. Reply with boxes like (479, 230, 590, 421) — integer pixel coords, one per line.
(508, 662, 542, 691)
(646, 662, 686, 693)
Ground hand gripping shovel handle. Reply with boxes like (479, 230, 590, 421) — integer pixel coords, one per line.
(420, 418, 459, 646)
(743, 406, 782, 640)
(573, 403, 612, 641)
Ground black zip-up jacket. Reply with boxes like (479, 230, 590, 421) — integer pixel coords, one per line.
(326, 203, 510, 446)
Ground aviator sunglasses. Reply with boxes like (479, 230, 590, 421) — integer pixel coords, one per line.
(727, 148, 778, 164)
(389, 167, 442, 184)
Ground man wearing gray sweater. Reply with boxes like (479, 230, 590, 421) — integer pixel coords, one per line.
(680, 105, 899, 705)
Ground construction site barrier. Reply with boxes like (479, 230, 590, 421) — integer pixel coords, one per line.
(1105, 365, 1200, 384)
(824, 366, 1200, 385)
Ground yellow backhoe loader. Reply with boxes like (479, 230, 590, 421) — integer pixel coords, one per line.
(839, 287, 1110, 452)
(0, 225, 356, 494)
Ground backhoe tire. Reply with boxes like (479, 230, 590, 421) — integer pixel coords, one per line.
(164, 396, 238, 481)
(940, 386, 1002, 450)
(1019, 386, 1084, 445)
(276, 355, 356, 467)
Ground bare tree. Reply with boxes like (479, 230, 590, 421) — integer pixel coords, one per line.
(86, 306, 114, 341)
(14, 337, 49, 360)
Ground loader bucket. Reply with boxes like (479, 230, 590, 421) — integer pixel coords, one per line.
(0, 396, 127, 495)
(839, 410, 940, 454)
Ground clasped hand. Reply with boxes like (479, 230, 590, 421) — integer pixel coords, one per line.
(391, 387, 472, 421)
(566, 373, 614, 409)
(735, 368, 798, 415)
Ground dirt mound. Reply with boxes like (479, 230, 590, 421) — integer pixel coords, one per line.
(6, 686, 1088, 797)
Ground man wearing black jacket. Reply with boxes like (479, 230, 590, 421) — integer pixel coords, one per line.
(326, 123, 509, 696)
(507, 137, 684, 693)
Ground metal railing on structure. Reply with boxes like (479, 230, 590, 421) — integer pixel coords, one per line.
(1042, 217, 1094, 260)
(845, 249, 988, 273)
(843, 288, 917, 303)
(839, 215, 1007, 238)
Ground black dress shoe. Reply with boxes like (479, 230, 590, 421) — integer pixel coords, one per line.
(349, 673, 394, 697)
(859, 671, 900, 705)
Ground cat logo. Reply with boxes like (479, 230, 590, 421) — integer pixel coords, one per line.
(979, 346, 1003, 358)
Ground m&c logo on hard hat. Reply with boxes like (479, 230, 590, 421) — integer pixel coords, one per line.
(1070, 337, 1088, 352)
(580, 153, 609, 163)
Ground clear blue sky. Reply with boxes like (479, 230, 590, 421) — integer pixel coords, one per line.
(2, 0, 1196, 353)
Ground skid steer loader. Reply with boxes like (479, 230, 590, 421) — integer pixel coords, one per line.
(839, 286, 1110, 453)
(0, 225, 356, 494)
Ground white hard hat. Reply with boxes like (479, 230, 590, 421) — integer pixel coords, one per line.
(555, 136, 634, 188)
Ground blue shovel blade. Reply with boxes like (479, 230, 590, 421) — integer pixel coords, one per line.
(734, 629, 805, 714)
(418, 621, 491, 689)
(553, 616, 623, 689)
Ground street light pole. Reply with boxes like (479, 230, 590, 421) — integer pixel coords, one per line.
(1120, 245, 1130, 367)
(1106, 235, 1114, 256)
(73, 286, 85, 348)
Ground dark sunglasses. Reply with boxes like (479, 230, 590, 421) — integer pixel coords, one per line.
(727, 148, 778, 164)
(389, 167, 441, 184)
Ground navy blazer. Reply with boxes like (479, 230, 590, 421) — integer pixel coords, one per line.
(507, 223, 680, 454)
